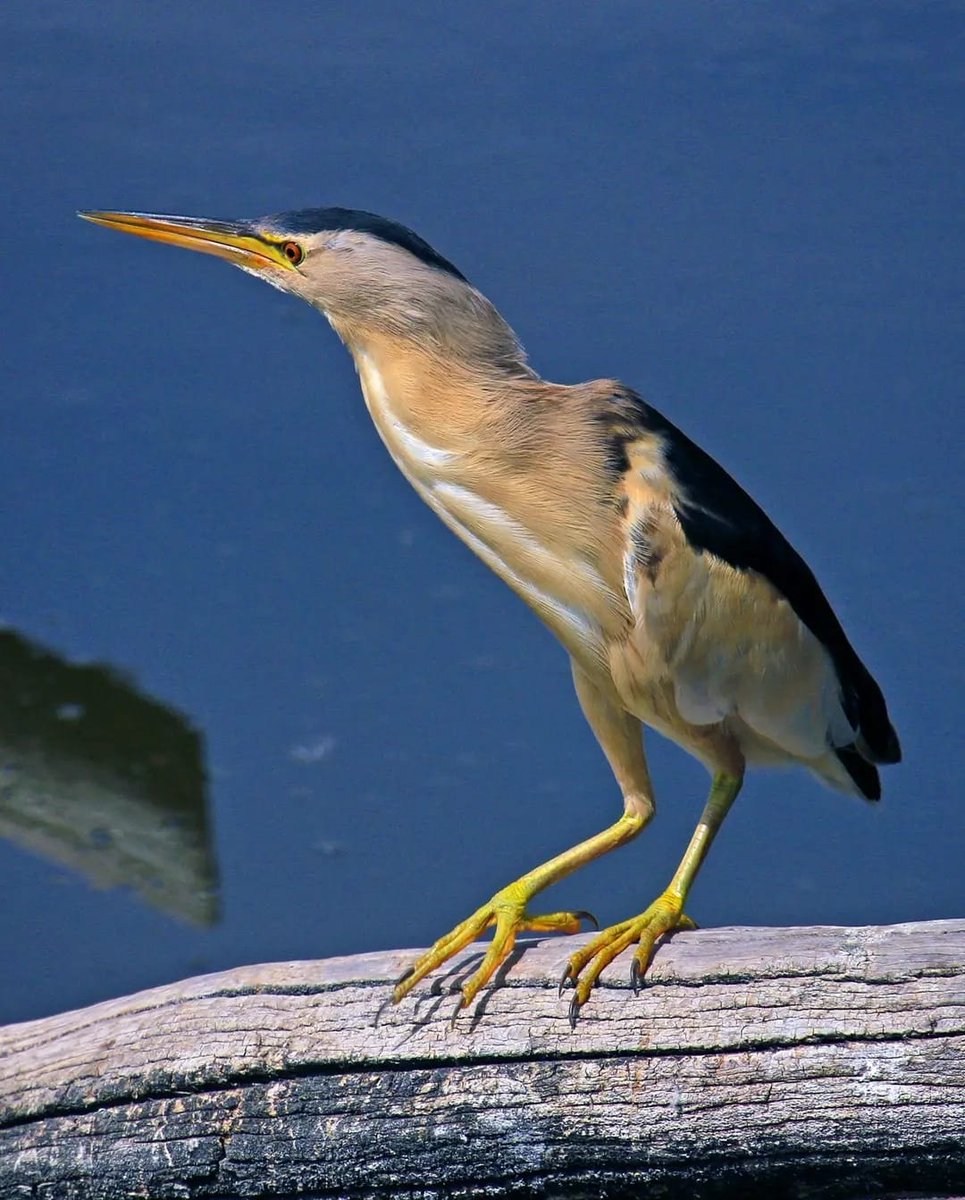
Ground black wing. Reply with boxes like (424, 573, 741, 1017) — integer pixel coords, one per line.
(606, 388, 900, 794)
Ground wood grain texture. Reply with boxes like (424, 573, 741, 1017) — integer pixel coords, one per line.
(2, 920, 964, 1199)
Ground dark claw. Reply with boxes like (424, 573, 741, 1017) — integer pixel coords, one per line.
(630, 959, 644, 995)
(574, 909, 599, 931)
(558, 965, 574, 997)
(568, 995, 582, 1029)
(449, 994, 467, 1030)
(394, 965, 415, 988)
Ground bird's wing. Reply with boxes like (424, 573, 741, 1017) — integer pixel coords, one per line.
(600, 387, 900, 789)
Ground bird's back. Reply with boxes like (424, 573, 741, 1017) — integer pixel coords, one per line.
(596, 385, 900, 798)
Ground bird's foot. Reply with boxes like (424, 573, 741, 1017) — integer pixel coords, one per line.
(392, 885, 596, 1014)
(559, 889, 696, 1025)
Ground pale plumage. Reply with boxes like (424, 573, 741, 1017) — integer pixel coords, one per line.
(79, 204, 901, 1022)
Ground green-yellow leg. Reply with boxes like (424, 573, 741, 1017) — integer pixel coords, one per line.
(392, 808, 647, 1012)
(561, 770, 743, 1024)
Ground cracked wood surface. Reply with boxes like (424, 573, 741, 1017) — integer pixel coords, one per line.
(1, 919, 964, 1199)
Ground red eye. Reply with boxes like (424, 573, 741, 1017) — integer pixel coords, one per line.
(282, 241, 303, 265)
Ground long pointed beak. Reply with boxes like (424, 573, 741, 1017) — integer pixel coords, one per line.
(77, 210, 296, 272)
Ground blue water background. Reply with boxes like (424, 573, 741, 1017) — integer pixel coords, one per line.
(1, 1, 961, 1022)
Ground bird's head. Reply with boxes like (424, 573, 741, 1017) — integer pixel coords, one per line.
(79, 206, 528, 373)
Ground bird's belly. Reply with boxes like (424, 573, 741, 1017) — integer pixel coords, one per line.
(613, 548, 850, 763)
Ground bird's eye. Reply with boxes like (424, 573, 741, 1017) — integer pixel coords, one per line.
(282, 241, 303, 266)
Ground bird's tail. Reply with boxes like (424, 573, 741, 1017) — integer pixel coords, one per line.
(832, 743, 882, 800)
(830, 651, 900, 800)
(839, 655, 902, 766)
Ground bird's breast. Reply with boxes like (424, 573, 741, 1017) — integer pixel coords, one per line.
(354, 351, 612, 662)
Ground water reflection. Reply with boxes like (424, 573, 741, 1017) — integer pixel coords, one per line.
(0, 630, 217, 926)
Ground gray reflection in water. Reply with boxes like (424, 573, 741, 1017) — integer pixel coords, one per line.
(0, 630, 217, 925)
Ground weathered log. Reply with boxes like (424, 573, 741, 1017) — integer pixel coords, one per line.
(2, 919, 963, 1199)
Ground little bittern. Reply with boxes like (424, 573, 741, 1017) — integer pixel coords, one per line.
(80, 206, 901, 1023)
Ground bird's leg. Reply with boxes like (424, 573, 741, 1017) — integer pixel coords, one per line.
(392, 811, 646, 1010)
(561, 769, 743, 1022)
(393, 662, 655, 1013)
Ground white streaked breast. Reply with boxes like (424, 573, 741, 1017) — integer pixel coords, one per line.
(357, 352, 458, 474)
(434, 483, 607, 595)
(351, 349, 603, 658)
(431, 499, 601, 652)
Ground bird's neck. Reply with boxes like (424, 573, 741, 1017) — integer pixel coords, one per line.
(346, 332, 503, 465)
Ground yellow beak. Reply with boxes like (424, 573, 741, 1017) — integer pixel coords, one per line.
(77, 210, 297, 272)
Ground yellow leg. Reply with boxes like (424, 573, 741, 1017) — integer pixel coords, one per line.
(393, 660, 656, 1015)
(392, 808, 647, 1011)
(561, 769, 743, 1024)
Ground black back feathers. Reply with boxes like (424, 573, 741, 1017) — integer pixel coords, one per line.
(603, 387, 901, 796)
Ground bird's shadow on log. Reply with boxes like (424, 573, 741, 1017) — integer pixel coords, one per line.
(375, 938, 553, 1038)
(374, 949, 490, 1039)
(376, 923, 701, 1039)
(462, 946, 528, 1032)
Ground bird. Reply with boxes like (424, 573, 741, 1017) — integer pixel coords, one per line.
(79, 206, 901, 1024)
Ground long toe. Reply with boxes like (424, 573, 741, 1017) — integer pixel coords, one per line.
(563, 892, 693, 1020)
(394, 890, 595, 1011)
(392, 905, 492, 1004)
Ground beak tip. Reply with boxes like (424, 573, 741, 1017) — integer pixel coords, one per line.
(72, 209, 287, 272)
